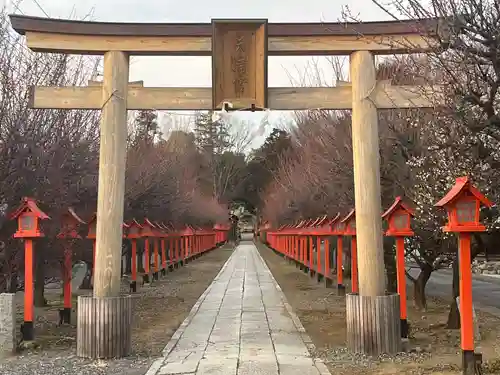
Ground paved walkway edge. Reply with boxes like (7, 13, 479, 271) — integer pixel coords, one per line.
(144, 251, 235, 375)
(260, 244, 331, 375)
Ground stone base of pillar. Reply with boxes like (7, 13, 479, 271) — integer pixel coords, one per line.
(346, 293, 401, 355)
(77, 295, 133, 359)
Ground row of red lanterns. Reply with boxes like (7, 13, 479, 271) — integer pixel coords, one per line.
(259, 176, 492, 372)
(8, 197, 230, 342)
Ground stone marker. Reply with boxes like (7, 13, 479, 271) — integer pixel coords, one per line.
(71, 261, 88, 293)
(0, 293, 16, 356)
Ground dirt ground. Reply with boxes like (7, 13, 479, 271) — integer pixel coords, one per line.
(256, 241, 500, 375)
(0, 244, 234, 375)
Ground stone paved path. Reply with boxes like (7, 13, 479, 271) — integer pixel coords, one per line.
(145, 241, 331, 375)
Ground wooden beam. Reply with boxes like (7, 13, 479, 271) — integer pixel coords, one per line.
(24, 31, 438, 56)
(88, 80, 144, 87)
(29, 85, 442, 111)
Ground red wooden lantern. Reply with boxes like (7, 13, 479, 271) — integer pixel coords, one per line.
(329, 213, 345, 295)
(9, 197, 50, 341)
(382, 197, 415, 338)
(11, 197, 49, 238)
(314, 215, 332, 285)
(382, 196, 415, 237)
(127, 219, 143, 292)
(158, 222, 168, 274)
(141, 218, 157, 284)
(122, 222, 130, 238)
(341, 209, 358, 293)
(435, 176, 492, 373)
(57, 208, 85, 240)
(341, 209, 356, 236)
(330, 213, 344, 235)
(56, 208, 85, 325)
(140, 218, 156, 237)
(435, 176, 491, 233)
(127, 219, 143, 239)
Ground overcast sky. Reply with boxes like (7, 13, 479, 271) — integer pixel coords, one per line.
(6, 0, 393, 149)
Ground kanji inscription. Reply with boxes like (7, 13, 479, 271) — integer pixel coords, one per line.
(212, 20, 268, 110)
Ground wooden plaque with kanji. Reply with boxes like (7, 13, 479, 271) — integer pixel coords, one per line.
(211, 19, 268, 110)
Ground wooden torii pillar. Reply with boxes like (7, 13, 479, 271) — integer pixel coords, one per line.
(10, 14, 444, 357)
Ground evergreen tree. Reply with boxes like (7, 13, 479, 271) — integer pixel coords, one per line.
(193, 111, 231, 156)
(134, 110, 160, 145)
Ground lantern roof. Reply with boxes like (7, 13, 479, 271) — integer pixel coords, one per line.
(435, 176, 492, 208)
(316, 215, 329, 226)
(341, 209, 355, 224)
(310, 216, 324, 227)
(328, 213, 341, 226)
(300, 219, 311, 227)
(382, 196, 415, 219)
(143, 218, 157, 228)
(9, 197, 50, 220)
(128, 219, 143, 228)
(64, 207, 86, 224)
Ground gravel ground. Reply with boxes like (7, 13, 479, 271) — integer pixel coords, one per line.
(0, 244, 234, 375)
(256, 241, 500, 375)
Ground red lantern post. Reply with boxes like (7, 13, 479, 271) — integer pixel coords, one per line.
(140, 218, 156, 284)
(152, 221, 163, 280)
(56, 208, 85, 324)
(295, 220, 305, 268)
(183, 226, 194, 263)
(329, 213, 345, 296)
(316, 215, 333, 286)
(159, 223, 168, 276)
(127, 220, 142, 292)
(382, 197, 414, 339)
(10, 197, 50, 341)
(435, 176, 492, 375)
(341, 209, 358, 294)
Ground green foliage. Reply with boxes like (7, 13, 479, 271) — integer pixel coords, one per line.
(235, 128, 293, 210)
(133, 110, 161, 144)
(193, 112, 231, 156)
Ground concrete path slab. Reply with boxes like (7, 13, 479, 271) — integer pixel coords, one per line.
(145, 241, 331, 375)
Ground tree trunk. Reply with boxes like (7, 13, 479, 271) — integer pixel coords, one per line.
(34, 245, 46, 307)
(413, 263, 433, 310)
(447, 252, 461, 329)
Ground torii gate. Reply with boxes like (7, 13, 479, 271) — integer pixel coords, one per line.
(10, 15, 444, 358)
